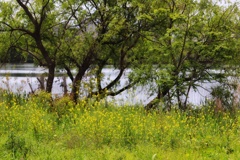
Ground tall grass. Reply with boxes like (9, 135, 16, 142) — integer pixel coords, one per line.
(0, 90, 239, 159)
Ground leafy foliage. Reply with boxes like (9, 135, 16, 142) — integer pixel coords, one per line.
(130, 0, 240, 110)
(0, 0, 240, 108)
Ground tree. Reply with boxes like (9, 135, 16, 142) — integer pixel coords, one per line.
(54, 0, 154, 101)
(0, 0, 60, 92)
(1, 0, 239, 108)
(131, 0, 240, 110)
(0, 0, 153, 101)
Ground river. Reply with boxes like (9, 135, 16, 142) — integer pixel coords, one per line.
(0, 63, 215, 105)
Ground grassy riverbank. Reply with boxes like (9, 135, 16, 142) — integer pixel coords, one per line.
(0, 91, 239, 159)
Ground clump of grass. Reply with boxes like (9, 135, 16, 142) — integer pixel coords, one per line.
(0, 90, 240, 159)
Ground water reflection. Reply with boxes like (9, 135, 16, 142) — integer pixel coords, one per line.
(0, 63, 47, 76)
(0, 63, 213, 105)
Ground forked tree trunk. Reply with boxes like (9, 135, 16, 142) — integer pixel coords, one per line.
(70, 69, 86, 103)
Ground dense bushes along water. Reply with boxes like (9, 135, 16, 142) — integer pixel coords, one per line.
(0, 90, 240, 159)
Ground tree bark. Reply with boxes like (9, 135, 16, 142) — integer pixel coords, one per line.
(70, 54, 93, 102)
(71, 72, 83, 102)
(46, 64, 55, 93)
(145, 86, 171, 111)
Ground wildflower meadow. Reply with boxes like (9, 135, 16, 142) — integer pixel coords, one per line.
(0, 90, 240, 159)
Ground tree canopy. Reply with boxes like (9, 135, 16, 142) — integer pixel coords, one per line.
(132, 0, 240, 110)
(0, 0, 240, 109)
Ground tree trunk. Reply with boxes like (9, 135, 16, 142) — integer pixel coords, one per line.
(37, 74, 45, 90)
(145, 86, 170, 111)
(46, 64, 55, 93)
(61, 76, 68, 95)
(71, 78, 81, 103)
(71, 69, 86, 103)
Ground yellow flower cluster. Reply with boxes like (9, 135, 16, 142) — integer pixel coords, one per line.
(0, 91, 239, 153)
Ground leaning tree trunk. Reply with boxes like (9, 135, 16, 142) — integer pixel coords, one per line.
(145, 86, 170, 111)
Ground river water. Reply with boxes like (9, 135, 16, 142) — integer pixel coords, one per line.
(0, 63, 215, 105)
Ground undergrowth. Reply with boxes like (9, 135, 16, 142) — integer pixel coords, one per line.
(0, 90, 239, 159)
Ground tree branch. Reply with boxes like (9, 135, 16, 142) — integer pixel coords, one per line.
(16, 0, 38, 26)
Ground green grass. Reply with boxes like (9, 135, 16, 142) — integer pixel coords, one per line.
(0, 91, 240, 159)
